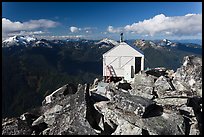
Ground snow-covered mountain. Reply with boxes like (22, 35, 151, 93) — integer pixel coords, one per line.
(134, 39, 179, 49)
(159, 39, 173, 46)
(2, 35, 37, 47)
(95, 38, 119, 48)
(2, 36, 94, 48)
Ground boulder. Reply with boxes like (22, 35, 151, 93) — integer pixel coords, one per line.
(94, 90, 185, 135)
(154, 76, 173, 93)
(112, 91, 156, 117)
(112, 119, 142, 135)
(32, 115, 44, 126)
(187, 97, 202, 135)
(19, 112, 39, 125)
(130, 73, 155, 99)
(133, 72, 155, 87)
(141, 112, 185, 135)
(43, 105, 63, 126)
(154, 98, 188, 107)
(42, 83, 77, 105)
(172, 55, 202, 97)
(2, 118, 32, 135)
(41, 84, 97, 135)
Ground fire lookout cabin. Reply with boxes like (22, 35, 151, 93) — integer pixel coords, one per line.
(103, 33, 144, 82)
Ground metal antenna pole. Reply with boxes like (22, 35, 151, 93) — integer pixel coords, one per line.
(120, 33, 123, 42)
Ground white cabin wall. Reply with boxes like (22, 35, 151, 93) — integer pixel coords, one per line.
(120, 56, 135, 68)
(103, 42, 145, 77)
(105, 56, 120, 68)
(103, 56, 123, 77)
(113, 68, 124, 77)
(103, 56, 135, 77)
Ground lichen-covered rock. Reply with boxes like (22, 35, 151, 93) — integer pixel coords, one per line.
(32, 115, 44, 126)
(94, 91, 185, 135)
(154, 76, 173, 92)
(112, 90, 156, 117)
(172, 55, 202, 97)
(154, 98, 188, 106)
(2, 118, 32, 135)
(112, 119, 142, 135)
(42, 83, 77, 105)
(43, 104, 63, 126)
(133, 72, 155, 88)
(141, 112, 185, 135)
(40, 84, 97, 135)
(130, 72, 155, 99)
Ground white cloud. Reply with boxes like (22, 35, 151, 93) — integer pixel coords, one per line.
(70, 26, 81, 33)
(107, 26, 122, 33)
(2, 18, 58, 38)
(70, 26, 97, 34)
(123, 13, 202, 37)
(37, 35, 85, 40)
(70, 26, 97, 33)
(7, 31, 46, 36)
(106, 14, 202, 39)
(23, 19, 58, 29)
(185, 13, 197, 16)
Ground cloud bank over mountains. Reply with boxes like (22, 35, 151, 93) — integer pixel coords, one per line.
(2, 18, 59, 40)
(107, 13, 202, 38)
(2, 18, 58, 38)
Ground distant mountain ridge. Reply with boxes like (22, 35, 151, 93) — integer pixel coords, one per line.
(2, 36, 202, 61)
(133, 39, 202, 55)
(3, 35, 201, 48)
(2, 36, 120, 48)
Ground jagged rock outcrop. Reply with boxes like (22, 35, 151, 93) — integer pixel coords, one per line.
(2, 84, 97, 135)
(39, 84, 97, 135)
(2, 55, 202, 135)
(172, 55, 202, 97)
(94, 88, 185, 135)
(42, 83, 77, 105)
(154, 76, 174, 93)
(2, 118, 32, 135)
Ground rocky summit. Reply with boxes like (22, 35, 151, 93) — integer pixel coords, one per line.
(2, 55, 202, 135)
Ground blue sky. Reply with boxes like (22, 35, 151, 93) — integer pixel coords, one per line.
(2, 2, 202, 40)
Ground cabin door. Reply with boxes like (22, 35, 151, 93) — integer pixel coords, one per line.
(135, 57, 141, 74)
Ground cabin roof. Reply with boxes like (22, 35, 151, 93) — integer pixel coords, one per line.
(103, 42, 144, 56)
